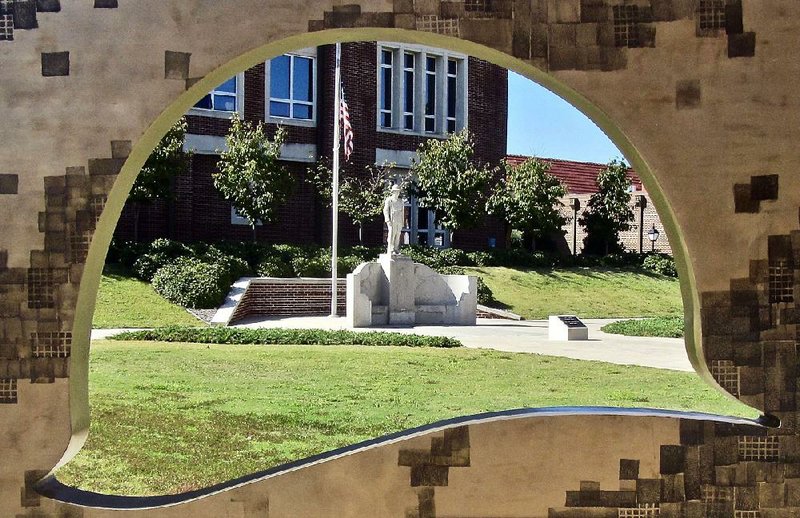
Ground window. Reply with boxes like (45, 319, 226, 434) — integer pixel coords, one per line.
(401, 196, 450, 248)
(377, 43, 467, 136)
(194, 77, 239, 112)
(230, 206, 262, 227)
(267, 52, 316, 124)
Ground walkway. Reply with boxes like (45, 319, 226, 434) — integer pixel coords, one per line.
(91, 318, 692, 372)
(229, 316, 694, 372)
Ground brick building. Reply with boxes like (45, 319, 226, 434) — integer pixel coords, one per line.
(115, 42, 509, 251)
(505, 155, 672, 255)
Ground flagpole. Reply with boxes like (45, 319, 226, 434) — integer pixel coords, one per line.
(330, 42, 342, 317)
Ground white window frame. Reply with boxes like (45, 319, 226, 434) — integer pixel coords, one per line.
(188, 73, 245, 120)
(230, 206, 262, 227)
(265, 47, 317, 127)
(376, 42, 468, 138)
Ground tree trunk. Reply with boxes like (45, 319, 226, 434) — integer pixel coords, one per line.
(358, 222, 363, 245)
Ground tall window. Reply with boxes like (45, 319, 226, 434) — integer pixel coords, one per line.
(194, 77, 239, 112)
(268, 53, 316, 122)
(377, 43, 466, 136)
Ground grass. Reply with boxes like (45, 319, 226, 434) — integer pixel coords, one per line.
(468, 266, 683, 319)
(602, 316, 685, 338)
(93, 266, 202, 328)
(113, 326, 462, 348)
(57, 340, 754, 496)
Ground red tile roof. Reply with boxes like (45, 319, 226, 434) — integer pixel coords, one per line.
(504, 155, 643, 195)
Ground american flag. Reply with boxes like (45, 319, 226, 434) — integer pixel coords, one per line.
(340, 89, 354, 162)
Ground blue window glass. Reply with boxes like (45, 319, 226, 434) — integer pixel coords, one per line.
(270, 101, 290, 118)
(270, 55, 291, 100)
(270, 53, 315, 121)
(294, 104, 312, 119)
(293, 57, 313, 102)
(217, 77, 237, 93)
(194, 94, 212, 110)
(193, 77, 238, 112)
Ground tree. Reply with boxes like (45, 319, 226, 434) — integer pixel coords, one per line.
(214, 115, 292, 241)
(486, 157, 567, 251)
(579, 159, 634, 255)
(309, 159, 404, 244)
(411, 129, 493, 243)
(129, 117, 190, 240)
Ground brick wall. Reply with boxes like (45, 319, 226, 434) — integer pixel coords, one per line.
(116, 42, 509, 250)
(229, 278, 347, 323)
(561, 192, 673, 255)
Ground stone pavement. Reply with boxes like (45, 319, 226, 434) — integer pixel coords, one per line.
(230, 316, 694, 372)
(91, 317, 693, 372)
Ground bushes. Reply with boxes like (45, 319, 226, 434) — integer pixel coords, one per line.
(256, 256, 294, 277)
(152, 258, 231, 308)
(642, 253, 677, 277)
(111, 326, 462, 348)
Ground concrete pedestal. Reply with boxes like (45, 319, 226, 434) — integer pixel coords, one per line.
(347, 253, 477, 328)
(378, 253, 415, 325)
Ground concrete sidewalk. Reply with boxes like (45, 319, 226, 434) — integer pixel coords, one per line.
(230, 316, 694, 372)
(91, 317, 693, 372)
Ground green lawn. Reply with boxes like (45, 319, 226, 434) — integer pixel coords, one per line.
(602, 316, 685, 338)
(93, 266, 202, 328)
(469, 266, 683, 319)
(57, 341, 753, 496)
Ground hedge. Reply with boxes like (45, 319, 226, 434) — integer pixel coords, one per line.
(111, 326, 462, 348)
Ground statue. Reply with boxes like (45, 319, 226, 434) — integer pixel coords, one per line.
(383, 184, 405, 255)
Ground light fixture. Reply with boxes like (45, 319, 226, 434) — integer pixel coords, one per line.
(647, 225, 660, 252)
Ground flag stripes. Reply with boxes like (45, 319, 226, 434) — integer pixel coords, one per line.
(340, 89, 354, 161)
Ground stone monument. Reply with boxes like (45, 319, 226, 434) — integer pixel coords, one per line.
(346, 188, 477, 327)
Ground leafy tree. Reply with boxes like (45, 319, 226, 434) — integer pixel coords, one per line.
(411, 129, 493, 244)
(486, 157, 567, 251)
(214, 115, 292, 241)
(309, 159, 404, 244)
(129, 117, 190, 240)
(579, 159, 634, 255)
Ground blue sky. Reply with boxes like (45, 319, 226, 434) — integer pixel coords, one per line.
(506, 71, 623, 164)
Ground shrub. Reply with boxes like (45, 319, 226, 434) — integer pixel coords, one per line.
(112, 326, 462, 348)
(151, 258, 230, 308)
(148, 237, 190, 257)
(256, 257, 294, 277)
(291, 255, 330, 278)
(466, 251, 495, 267)
(131, 238, 195, 281)
(213, 253, 251, 283)
(337, 255, 365, 277)
(108, 239, 149, 269)
(601, 316, 683, 338)
(346, 245, 381, 262)
(642, 253, 678, 277)
(132, 253, 174, 282)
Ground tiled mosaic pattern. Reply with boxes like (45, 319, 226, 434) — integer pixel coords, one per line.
(0, 1, 785, 516)
(0, 141, 125, 399)
(310, 1, 756, 72)
(551, 419, 800, 516)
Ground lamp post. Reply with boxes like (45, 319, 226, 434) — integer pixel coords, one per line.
(569, 198, 580, 256)
(647, 224, 660, 252)
(635, 195, 647, 253)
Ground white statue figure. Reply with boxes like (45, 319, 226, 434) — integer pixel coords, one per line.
(383, 184, 405, 255)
